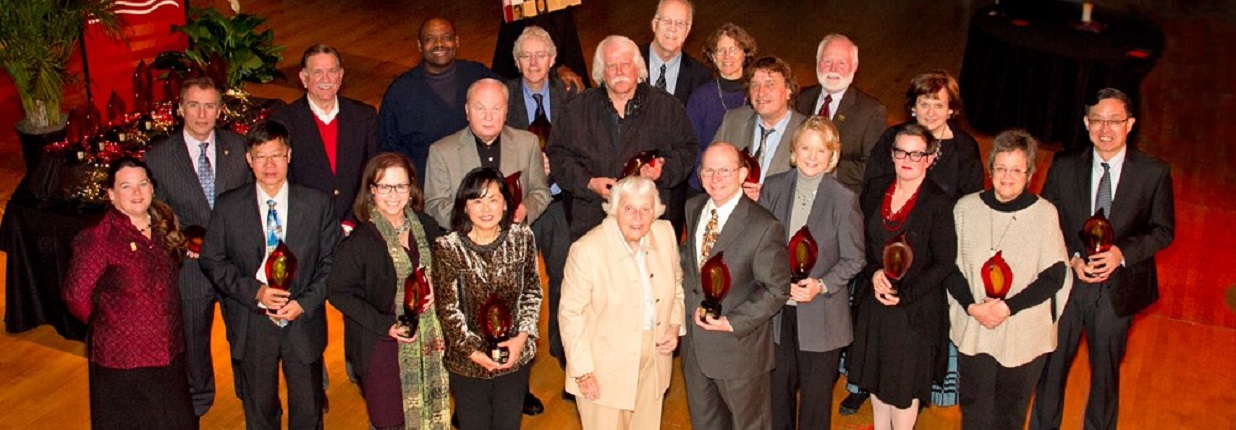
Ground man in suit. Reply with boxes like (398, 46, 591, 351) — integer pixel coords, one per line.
(680, 142, 791, 429)
(639, 0, 710, 106)
(793, 34, 887, 195)
(505, 25, 580, 378)
(424, 78, 551, 228)
(271, 44, 378, 233)
(145, 75, 252, 417)
(713, 56, 807, 202)
(200, 121, 339, 429)
(547, 35, 698, 240)
(1031, 88, 1175, 430)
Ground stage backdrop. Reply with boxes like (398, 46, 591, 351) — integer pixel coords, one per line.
(83, 0, 188, 116)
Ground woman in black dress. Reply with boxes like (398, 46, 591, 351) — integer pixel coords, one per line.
(849, 124, 957, 430)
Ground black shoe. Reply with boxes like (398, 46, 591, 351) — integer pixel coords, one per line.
(523, 392, 545, 416)
(562, 390, 576, 402)
(451, 413, 459, 428)
(839, 391, 869, 416)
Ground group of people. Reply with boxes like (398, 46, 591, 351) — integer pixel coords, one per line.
(62, 0, 1175, 429)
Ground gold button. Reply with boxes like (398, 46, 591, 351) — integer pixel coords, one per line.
(333, 189, 341, 196)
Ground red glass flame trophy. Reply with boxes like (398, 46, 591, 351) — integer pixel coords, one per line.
(882, 233, 913, 297)
(479, 294, 513, 364)
(788, 226, 818, 284)
(397, 266, 432, 336)
(528, 113, 551, 151)
(1083, 209, 1115, 261)
(182, 225, 207, 254)
(981, 250, 1013, 299)
(505, 171, 523, 210)
(738, 150, 761, 184)
(622, 150, 660, 177)
(699, 252, 732, 323)
(265, 241, 298, 327)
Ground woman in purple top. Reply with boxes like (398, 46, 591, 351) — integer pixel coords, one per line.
(686, 23, 757, 190)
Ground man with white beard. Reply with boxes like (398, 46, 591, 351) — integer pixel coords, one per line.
(793, 34, 886, 195)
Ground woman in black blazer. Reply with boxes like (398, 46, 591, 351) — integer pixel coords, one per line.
(327, 152, 451, 429)
(848, 123, 958, 430)
(758, 117, 866, 430)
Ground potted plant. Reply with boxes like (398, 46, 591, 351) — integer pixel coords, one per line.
(154, 6, 284, 91)
(0, 0, 120, 170)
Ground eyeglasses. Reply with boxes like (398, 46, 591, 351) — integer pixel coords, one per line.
(712, 47, 742, 58)
(251, 153, 289, 164)
(1088, 117, 1130, 129)
(516, 51, 551, 61)
(372, 183, 412, 194)
(655, 17, 690, 30)
(991, 166, 1028, 177)
(891, 148, 934, 162)
(699, 167, 737, 178)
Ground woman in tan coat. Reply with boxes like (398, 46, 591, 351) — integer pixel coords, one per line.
(559, 176, 686, 429)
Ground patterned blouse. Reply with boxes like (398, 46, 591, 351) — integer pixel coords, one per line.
(432, 224, 542, 378)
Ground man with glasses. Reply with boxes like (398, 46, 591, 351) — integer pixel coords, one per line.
(712, 56, 807, 201)
(201, 120, 339, 429)
(145, 76, 253, 418)
(1031, 88, 1175, 430)
(680, 142, 790, 429)
(640, 0, 710, 106)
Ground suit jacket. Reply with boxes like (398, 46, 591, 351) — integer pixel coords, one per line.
(794, 85, 888, 193)
(559, 218, 684, 410)
(712, 106, 808, 181)
(680, 194, 790, 379)
(326, 214, 441, 383)
(146, 128, 252, 300)
(1040, 148, 1174, 317)
(758, 171, 866, 352)
(639, 44, 712, 106)
(270, 96, 378, 224)
(200, 184, 340, 363)
(424, 126, 552, 227)
(504, 76, 578, 130)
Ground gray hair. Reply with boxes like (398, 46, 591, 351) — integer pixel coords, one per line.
(815, 33, 859, 67)
(466, 78, 510, 103)
(602, 176, 666, 218)
(989, 129, 1040, 176)
(655, 0, 694, 18)
(590, 35, 649, 86)
(512, 25, 558, 60)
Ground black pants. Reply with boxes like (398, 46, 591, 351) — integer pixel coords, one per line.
(238, 317, 324, 430)
(1030, 285, 1131, 430)
(959, 353, 1046, 430)
(771, 305, 842, 430)
(450, 366, 531, 430)
(531, 199, 569, 365)
(182, 294, 217, 416)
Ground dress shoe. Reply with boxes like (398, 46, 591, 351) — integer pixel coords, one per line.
(839, 391, 869, 416)
(523, 392, 545, 416)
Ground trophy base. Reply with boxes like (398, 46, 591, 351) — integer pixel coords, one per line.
(790, 275, 808, 284)
(699, 301, 722, 324)
(490, 345, 511, 365)
(396, 313, 420, 337)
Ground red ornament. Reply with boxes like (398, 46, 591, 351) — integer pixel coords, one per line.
(788, 226, 818, 283)
(981, 250, 1014, 299)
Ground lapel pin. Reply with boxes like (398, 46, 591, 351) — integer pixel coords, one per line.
(838, 114, 846, 122)
(130, 242, 137, 252)
(223, 149, 230, 156)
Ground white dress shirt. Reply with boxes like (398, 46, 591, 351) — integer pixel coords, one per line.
(694, 190, 743, 265)
(1090, 146, 1126, 215)
(308, 96, 340, 124)
(813, 87, 849, 120)
(647, 45, 683, 96)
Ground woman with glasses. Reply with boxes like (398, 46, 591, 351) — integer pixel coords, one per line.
(860, 70, 984, 408)
(433, 167, 542, 430)
(686, 23, 757, 190)
(947, 130, 1071, 429)
(328, 152, 451, 429)
(63, 157, 197, 429)
(758, 117, 866, 430)
(849, 123, 957, 430)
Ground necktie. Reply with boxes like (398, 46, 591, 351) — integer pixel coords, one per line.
(818, 94, 834, 119)
(754, 125, 775, 170)
(655, 64, 667, 90)
(529, 93, 552, 150)
(266, 199, 282, 247)
(1095, 162, 1112, 217)
(700, 209, 719, 265)
(198, 142, 215, 208)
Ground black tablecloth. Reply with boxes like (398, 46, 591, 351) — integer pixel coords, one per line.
(959, 1, 1163, 149)
(1, 188, 105, 340)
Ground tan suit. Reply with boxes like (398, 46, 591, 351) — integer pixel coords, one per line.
(424, 125, 552, 227)
(560, 218, 685, 428)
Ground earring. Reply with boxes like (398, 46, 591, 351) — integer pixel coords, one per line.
(911, 112, 917, 117)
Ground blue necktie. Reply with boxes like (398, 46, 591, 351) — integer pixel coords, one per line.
(198, 142, 215, 208)
(266, 199, 281, 247)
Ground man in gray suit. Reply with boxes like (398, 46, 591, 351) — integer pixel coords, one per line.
(145, 76, 252, 416)
(681, 142, 791, 429)
(713, 56, 807, 202)
(425, 78, 551, 228)
(793, 34, 887, 195)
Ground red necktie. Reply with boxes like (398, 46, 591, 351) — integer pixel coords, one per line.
(818, 94, 833, 119)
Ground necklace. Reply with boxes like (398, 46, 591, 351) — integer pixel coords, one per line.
(716, 79, 746, 111)
(881, 183, 920, 232)
(989, 209, 1017, 252)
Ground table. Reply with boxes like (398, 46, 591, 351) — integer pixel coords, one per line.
(1, 187, 104, 340)
(959, 1, 1163, 150)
